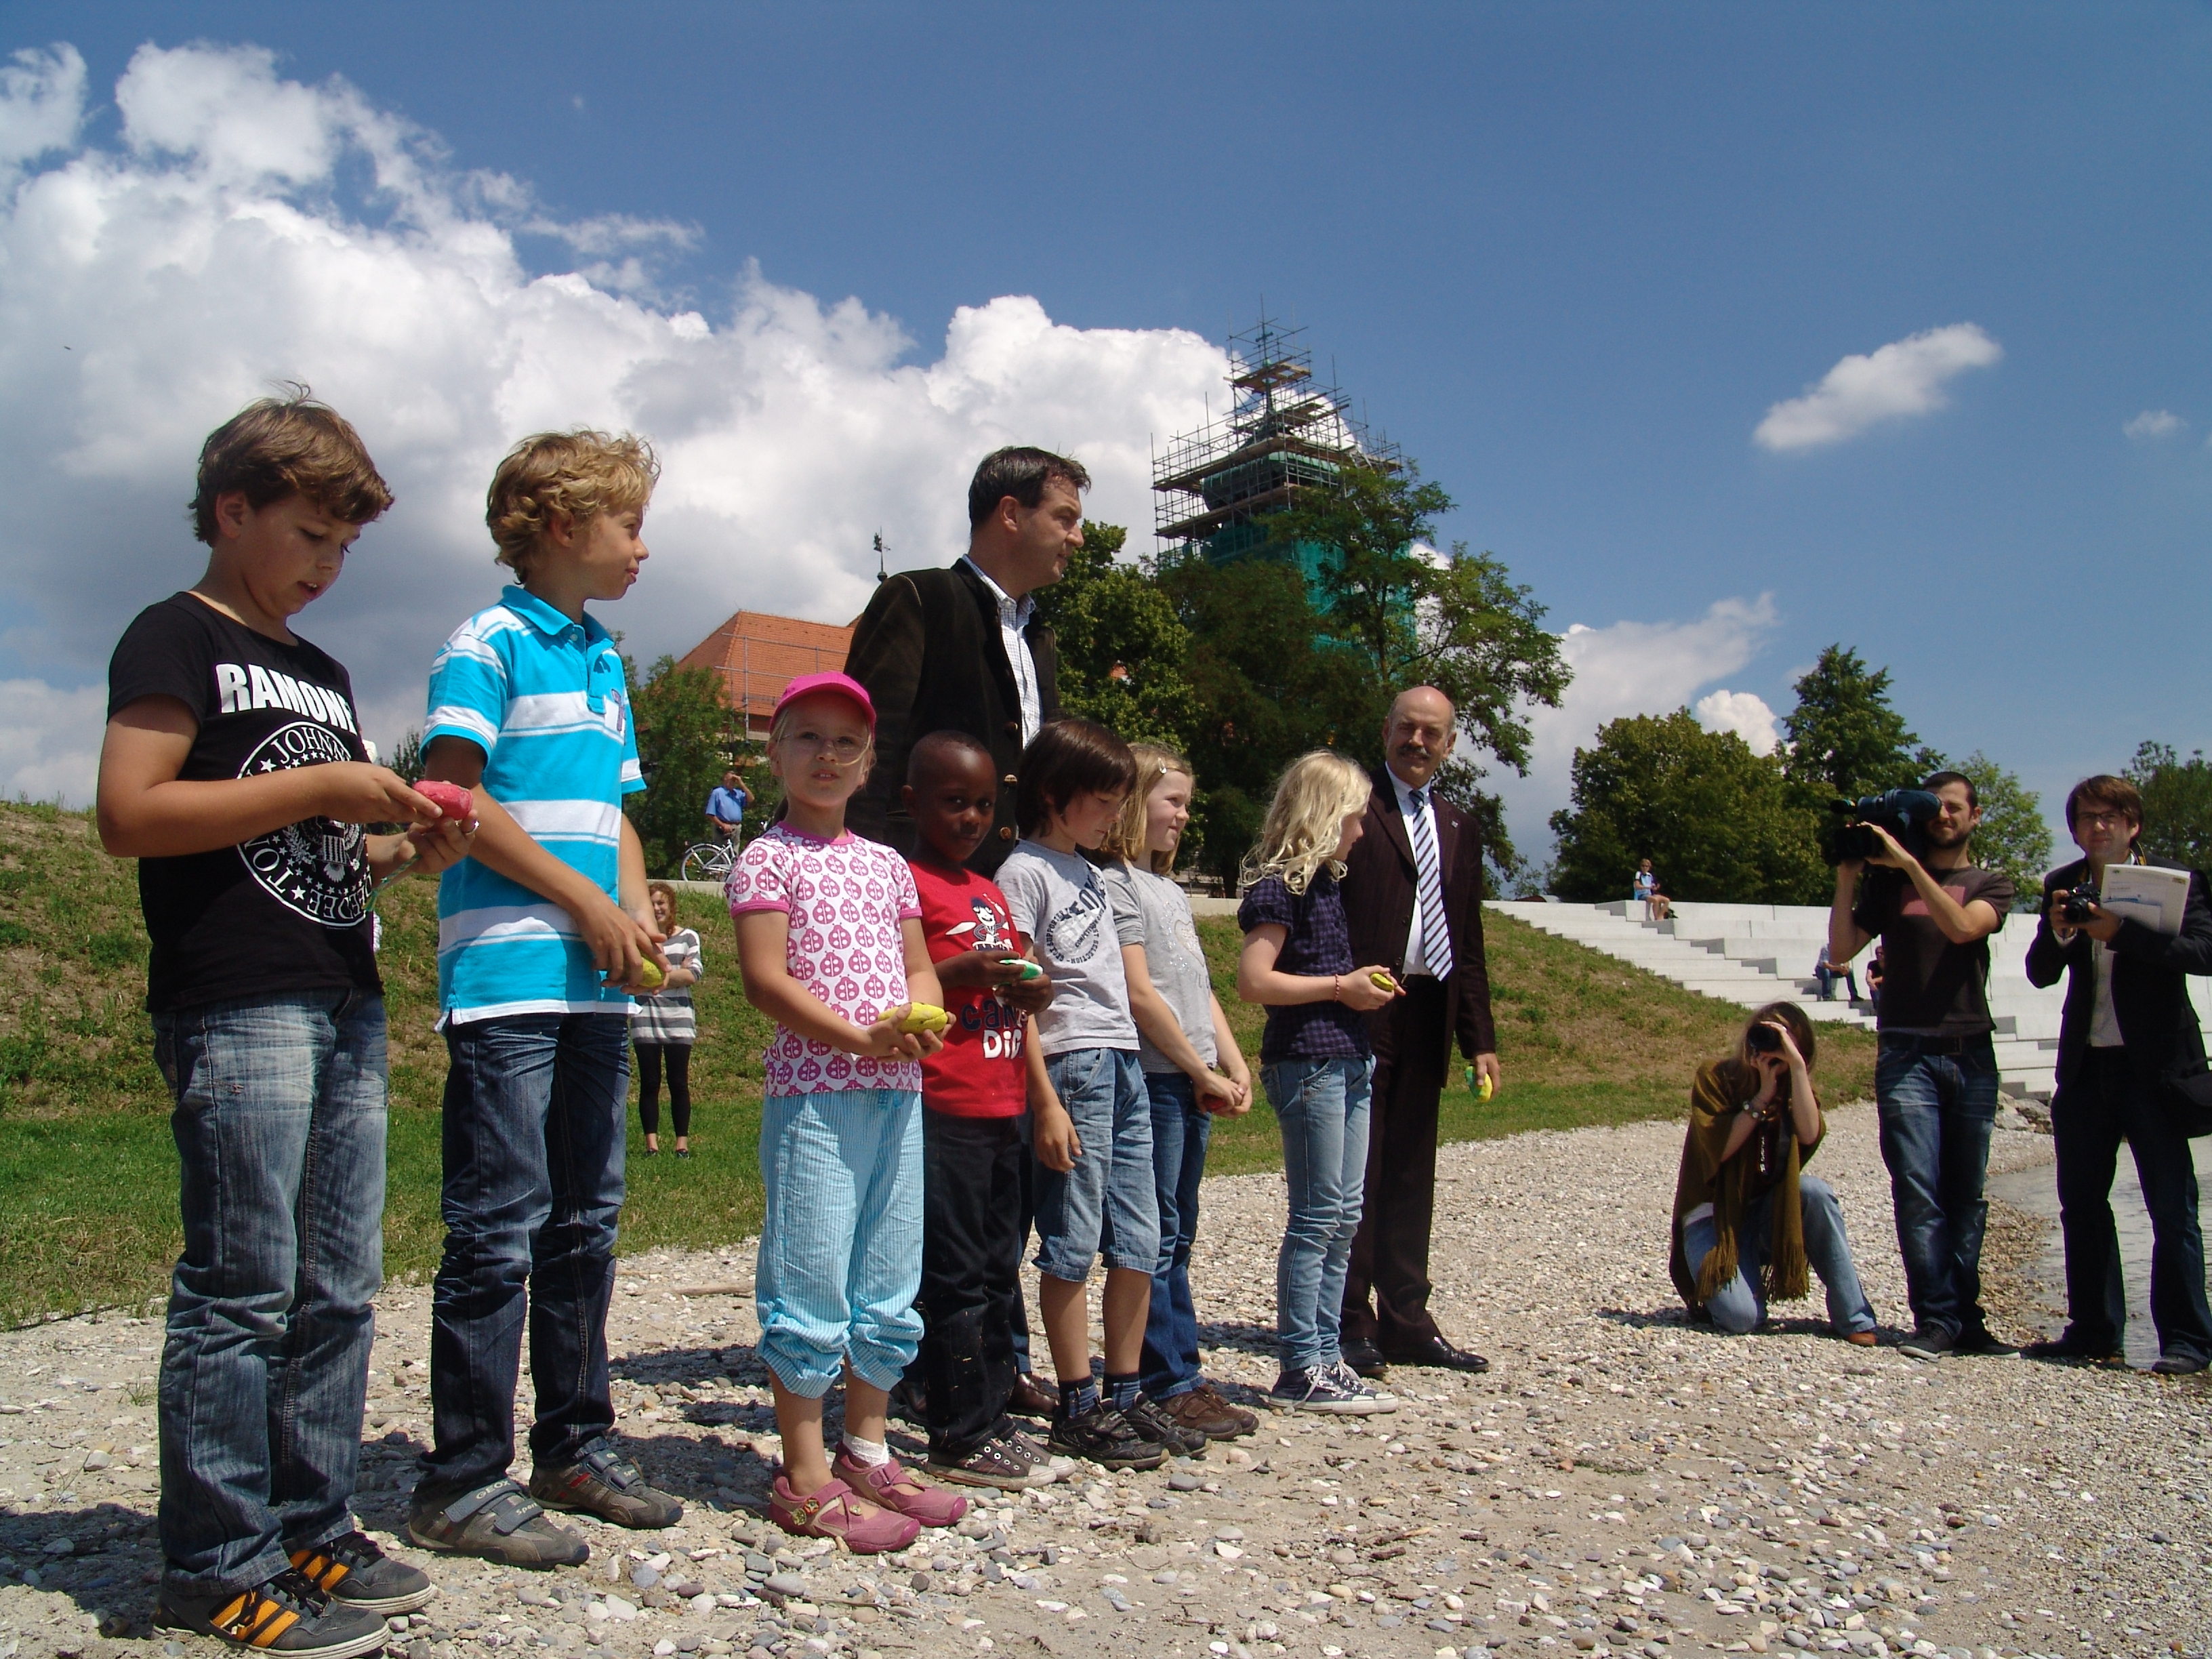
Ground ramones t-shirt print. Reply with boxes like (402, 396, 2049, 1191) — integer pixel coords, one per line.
(107, 592, 382, 1012)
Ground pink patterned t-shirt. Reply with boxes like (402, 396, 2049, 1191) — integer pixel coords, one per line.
(726, 823, 924, 1096)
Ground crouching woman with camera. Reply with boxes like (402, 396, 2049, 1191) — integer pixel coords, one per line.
(1667, 1004, 1879, 1343)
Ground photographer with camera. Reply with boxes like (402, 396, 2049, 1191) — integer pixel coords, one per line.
(2022, 775, 2212, 1375)
(1827, 771, 2014, 1361)
(1668, 1003, 1879, 1342)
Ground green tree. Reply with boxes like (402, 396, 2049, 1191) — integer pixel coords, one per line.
(1549, 709, 1826, 904)
(1782, 645, 1930, 800)
(625, 654, 739, 878)
(1953, 751, 2053, 904)
(1266, 459, 1456, 687)
(386, 730, 425, 785)
(1028, 521, 1200, 750)
(2127, 741, 2212, 874)
(1152, 548, 1379, 880)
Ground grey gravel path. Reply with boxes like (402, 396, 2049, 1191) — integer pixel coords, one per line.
(1, 1106, 2206, 1659)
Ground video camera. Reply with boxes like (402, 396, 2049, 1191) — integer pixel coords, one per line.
(1830, 789, 1942, 865)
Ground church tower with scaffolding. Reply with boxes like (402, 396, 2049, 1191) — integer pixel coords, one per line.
(1151, 316, 1398, 583)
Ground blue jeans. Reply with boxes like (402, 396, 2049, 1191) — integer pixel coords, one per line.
(756, 1090, 925, 1396)
(420, 1013, 628, 1504)
(151, 992, 388, 1593)
(1139, 1072, 1212, 1399)
(1681, 1174, 1877, 1335)
(1266, 1054, 1374, 1372)
(1034, 1048, 1159, 1280)
(1875, 1034, 2000, 1340)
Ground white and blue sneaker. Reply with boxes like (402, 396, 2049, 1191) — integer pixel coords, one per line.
(1269, 1364, 1398, 1414)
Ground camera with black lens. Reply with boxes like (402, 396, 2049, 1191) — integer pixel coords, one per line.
(2060, 885, 2101, 924)
(1830, 789, 1942, 864)
(1745, 1023, 1784, 1055)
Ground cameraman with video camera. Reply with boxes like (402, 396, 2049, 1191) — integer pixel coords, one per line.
(1827, 771, 2014, 1361)
(2022, 775, 2212, 1374)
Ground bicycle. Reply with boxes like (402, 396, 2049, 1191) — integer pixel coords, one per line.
(680, 838, 738, 884)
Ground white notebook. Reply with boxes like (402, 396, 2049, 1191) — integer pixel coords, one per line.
(2100, 862, 2191, 937)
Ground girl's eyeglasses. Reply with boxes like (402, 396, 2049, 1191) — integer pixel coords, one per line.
(779, 729, 869, 766)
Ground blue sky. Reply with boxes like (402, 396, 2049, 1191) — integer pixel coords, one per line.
(1, 3, 2205, 861)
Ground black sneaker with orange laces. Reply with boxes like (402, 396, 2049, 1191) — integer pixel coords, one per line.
(156, 1567, 390, 1658)
(289, 1530, 436, 1614)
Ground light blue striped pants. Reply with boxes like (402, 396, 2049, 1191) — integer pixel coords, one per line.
(756, 1088, 924, 1396)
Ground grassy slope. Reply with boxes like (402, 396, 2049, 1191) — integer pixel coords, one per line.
(0, 804, 1874, 1323)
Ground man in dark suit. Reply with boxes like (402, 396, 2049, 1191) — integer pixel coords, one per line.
(2023, 773, 2212, 1376)
(1338, 685, 1500, 1375)
(845, 447, 1084, 875)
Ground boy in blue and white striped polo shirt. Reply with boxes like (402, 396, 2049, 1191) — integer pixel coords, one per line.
(407, 430, 682, 1568)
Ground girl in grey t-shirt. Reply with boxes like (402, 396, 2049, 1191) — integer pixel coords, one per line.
(1099, 745, 1256, 1439)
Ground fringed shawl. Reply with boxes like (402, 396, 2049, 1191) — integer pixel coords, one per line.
(1666, 1059, 1824, 1315)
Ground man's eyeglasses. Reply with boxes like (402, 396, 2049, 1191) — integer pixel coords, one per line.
(779, 729, 869, 766)
(2077, 811, 2135, 830)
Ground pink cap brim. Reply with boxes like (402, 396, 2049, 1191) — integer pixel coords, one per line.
(773, 670, 876, 731)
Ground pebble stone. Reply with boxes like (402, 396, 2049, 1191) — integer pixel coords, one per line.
(0, 1108, 2206, 1658)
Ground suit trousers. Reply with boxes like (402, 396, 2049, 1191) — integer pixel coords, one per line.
(1341, 977, 1452, 1349)
(2053, 1048, 2212, 1364)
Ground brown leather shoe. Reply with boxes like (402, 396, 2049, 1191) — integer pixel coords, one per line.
(1008, 1372, 1058, 1418)
(1158, 1383, 1258, 1441)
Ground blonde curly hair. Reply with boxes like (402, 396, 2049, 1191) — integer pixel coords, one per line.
(1238, 750, 1373, 896)
(485, 430, 659, 578)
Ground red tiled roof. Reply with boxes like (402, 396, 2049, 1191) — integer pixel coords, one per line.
(676, 610, 859, 732)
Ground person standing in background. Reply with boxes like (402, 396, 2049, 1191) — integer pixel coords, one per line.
(1337, 687, 1500, 1379)
(704, 767, 750, 844)
(631, 881, 703, 1156)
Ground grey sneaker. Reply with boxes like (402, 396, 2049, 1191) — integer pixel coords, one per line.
(289, 1530, 435, 1613)
(157, 1568, 391, 1659)
(529, 1441, 682, 1529)
(1330, 1361, 1400, 1410)
(1269, 1364, 1396, 1415)
(1002, 1429, 1076, 1483)
(407, 1481, 589, 1568)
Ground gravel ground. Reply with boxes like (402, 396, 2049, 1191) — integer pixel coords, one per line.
(1, 1105, 2207, 1659)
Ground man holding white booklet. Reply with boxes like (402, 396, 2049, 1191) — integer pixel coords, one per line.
(2024, 773, 2212, 1375)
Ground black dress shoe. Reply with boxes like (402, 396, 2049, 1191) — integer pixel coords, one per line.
(1340, 1338, 1389, 1378)
(2022, 1336, 2124, 1366)
(1379, 1334, 1490, 1374)
(2151, 1353, 2208, 1376)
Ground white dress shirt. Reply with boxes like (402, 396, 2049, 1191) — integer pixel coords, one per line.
(960, 556, 1042, 746)
(1391, 768, 1444, 979)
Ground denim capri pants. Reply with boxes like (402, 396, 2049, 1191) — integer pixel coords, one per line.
(1034, 1048, 1160, 1280)
(756, 1088, 924, 1397)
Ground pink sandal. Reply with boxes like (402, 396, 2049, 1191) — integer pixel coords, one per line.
(830, 1448, 970, 1528)
(768, 1474, 920, 1553)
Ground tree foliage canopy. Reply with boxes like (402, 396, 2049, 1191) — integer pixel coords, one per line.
(625, 653, 741, 878)
(1952, 750, 2053, 904)
(2128, 741, 2212, 875)
(1028, 522, 1198, 751)
(1782, 644, 1930, 800)
(1549, 710, 1826, 903)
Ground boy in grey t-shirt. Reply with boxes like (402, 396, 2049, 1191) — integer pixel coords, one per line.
(994, 718, 1197, 1472)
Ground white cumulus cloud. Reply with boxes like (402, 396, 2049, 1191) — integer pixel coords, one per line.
(2123, 409, 2184, 441)
(1489, 596, 1784, 857)
(0, 41, 1230, 805)
(1693, 687, 1780, 756)
(1753, 323, 2001, 451)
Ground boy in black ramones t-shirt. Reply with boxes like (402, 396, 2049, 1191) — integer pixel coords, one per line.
(99, 394, 474, 1658)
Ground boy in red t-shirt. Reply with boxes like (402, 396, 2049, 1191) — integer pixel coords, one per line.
(903, 733, 1063, 1488)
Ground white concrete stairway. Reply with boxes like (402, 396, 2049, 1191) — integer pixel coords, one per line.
(1483, 898, 2115, 1103)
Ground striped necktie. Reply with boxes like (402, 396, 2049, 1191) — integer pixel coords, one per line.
(1407, 787, 1454, 979)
